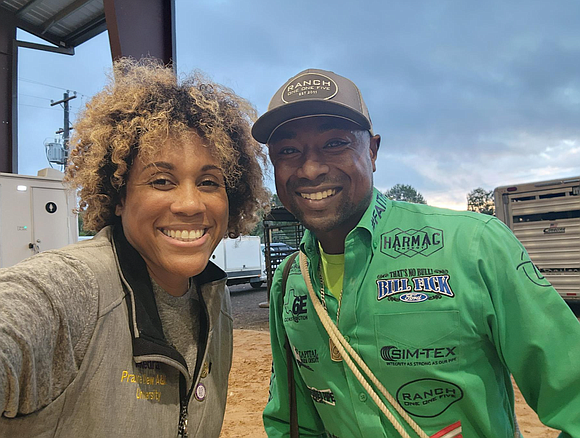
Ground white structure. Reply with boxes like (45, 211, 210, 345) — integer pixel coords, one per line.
(210, 236, 264, 287)
(0, 168, 78, 268)
(494, 176, 580, 301)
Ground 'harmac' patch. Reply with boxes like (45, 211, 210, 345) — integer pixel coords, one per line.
(380, 227, 444, 259)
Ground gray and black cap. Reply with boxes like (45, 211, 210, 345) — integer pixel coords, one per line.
(252, 68, 373, 144)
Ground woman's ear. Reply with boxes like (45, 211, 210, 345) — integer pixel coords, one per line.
(115, 199, 125, 217)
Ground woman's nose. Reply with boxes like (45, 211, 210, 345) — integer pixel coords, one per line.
(170, 184, 206, 216)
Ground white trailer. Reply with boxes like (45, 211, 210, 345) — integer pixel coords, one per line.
(494, 176, 580, 301)
(0, 169, 78, 268)
(210, 235, 265, 287)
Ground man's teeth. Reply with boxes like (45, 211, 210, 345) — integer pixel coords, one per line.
(300, 189, 337, 200)
(162, 229, 205, 241)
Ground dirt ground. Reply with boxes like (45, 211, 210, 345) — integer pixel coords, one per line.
(220, 329, 560, 438)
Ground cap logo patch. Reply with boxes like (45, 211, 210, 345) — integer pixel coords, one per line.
(282, 73, 338, 103)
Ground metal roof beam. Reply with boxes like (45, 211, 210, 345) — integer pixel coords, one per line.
(15, 0, 45, 17)
(64, 14, 105, 47)
(41, 0, 92, 34)
(16, 39, 74, 54)
(1, 5, 66, 46)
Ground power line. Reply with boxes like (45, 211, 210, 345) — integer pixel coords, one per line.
(19, 77, 70, 91)
(19, 77, 90, 99)
(20, 93, 53, 101)
(19, 103, 63, 112)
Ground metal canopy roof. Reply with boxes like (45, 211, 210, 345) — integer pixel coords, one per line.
(0, 0, 106, 48)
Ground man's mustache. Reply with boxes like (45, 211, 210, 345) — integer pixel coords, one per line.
(287, 176, 343, 191)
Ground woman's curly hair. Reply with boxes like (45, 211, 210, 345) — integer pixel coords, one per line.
(65, 58, 270, 237)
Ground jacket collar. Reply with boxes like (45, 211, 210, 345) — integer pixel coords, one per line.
(111, 224, 227, 374)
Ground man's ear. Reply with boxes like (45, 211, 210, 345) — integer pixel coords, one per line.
(369, 134, 381, 172)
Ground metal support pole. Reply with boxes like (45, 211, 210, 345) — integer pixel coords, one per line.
(0, 13, 17, 173)
(104, 0, 175, 67)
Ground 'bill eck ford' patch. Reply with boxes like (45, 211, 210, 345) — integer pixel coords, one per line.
(377, 275, 455, 301)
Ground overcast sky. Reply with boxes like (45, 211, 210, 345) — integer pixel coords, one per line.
(16, 0, 580, 210)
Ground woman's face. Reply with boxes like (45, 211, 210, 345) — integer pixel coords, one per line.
(115, 133, 229, 296)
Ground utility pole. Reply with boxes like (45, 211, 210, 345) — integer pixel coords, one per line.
(51, 90, 77, 148)
(48, 91, 77, 167)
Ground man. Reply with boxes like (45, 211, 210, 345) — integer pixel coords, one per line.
(252, 68, 580, 438)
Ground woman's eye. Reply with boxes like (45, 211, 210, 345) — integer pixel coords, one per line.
(148, 178, 175, 190)
(199, 177, 224, 190)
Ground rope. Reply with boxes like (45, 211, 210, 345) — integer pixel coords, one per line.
(299, 251, 429, 438)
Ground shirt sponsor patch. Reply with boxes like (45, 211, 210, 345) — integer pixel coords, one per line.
(284, 287, 309, 322)
(396, 378, 463, 418)
(516, 251, 551, 287)
(380, 227, 444, 258)
(307, 385, 336, 406)
(380, 345, 457, 367)
(377, 274, 454, 301)
(292, 346, 317, 371)
(371, 191, 389, 229)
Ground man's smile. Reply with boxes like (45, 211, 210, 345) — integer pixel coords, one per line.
(298, 188, 338, 200)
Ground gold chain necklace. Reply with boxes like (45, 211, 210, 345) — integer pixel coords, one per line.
(319, 266, 343, 362)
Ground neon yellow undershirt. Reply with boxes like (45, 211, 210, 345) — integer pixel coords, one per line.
(318, 243, 344, 299)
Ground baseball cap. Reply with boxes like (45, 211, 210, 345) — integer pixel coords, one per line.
(252, 68, 373, 144)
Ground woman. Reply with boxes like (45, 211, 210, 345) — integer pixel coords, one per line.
(0, 58, 269, 437)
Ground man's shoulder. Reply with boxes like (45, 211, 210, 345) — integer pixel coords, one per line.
(387, 200, 496, 227)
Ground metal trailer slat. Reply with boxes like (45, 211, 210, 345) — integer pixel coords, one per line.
(494, 178, 580, 301)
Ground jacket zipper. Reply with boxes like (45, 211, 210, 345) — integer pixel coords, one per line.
(177, 399, 189, 438)
(177, 375, 196, 437)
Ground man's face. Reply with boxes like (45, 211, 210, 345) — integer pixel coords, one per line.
(268, 117, 379, 247)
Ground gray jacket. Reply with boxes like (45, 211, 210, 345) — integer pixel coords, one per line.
(0, 226, 233, 437)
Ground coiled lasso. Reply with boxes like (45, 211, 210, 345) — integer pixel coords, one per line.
(299, 251, 429, 438)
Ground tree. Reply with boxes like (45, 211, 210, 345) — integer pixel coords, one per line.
(249, 192, 282, 241)
(270, 193, 283, 208)
(467, 188, 495, 215)
(77, 214, 95, 236)
(384, 184, 427, 204)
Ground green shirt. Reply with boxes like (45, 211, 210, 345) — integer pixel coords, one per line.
(264, 188, 580, 438)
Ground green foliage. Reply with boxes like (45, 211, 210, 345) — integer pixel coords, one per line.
(77, 214, 95, 236)
(249, 192, 281, 242)
(384, 184, 427, 204)
(270, 193, 283, 208)
(467, 187, 495, 215)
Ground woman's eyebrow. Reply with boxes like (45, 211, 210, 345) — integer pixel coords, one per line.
(143, 161, 174, 171)
(140, 163, 222, 173)
(201, 164, 222, 172)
